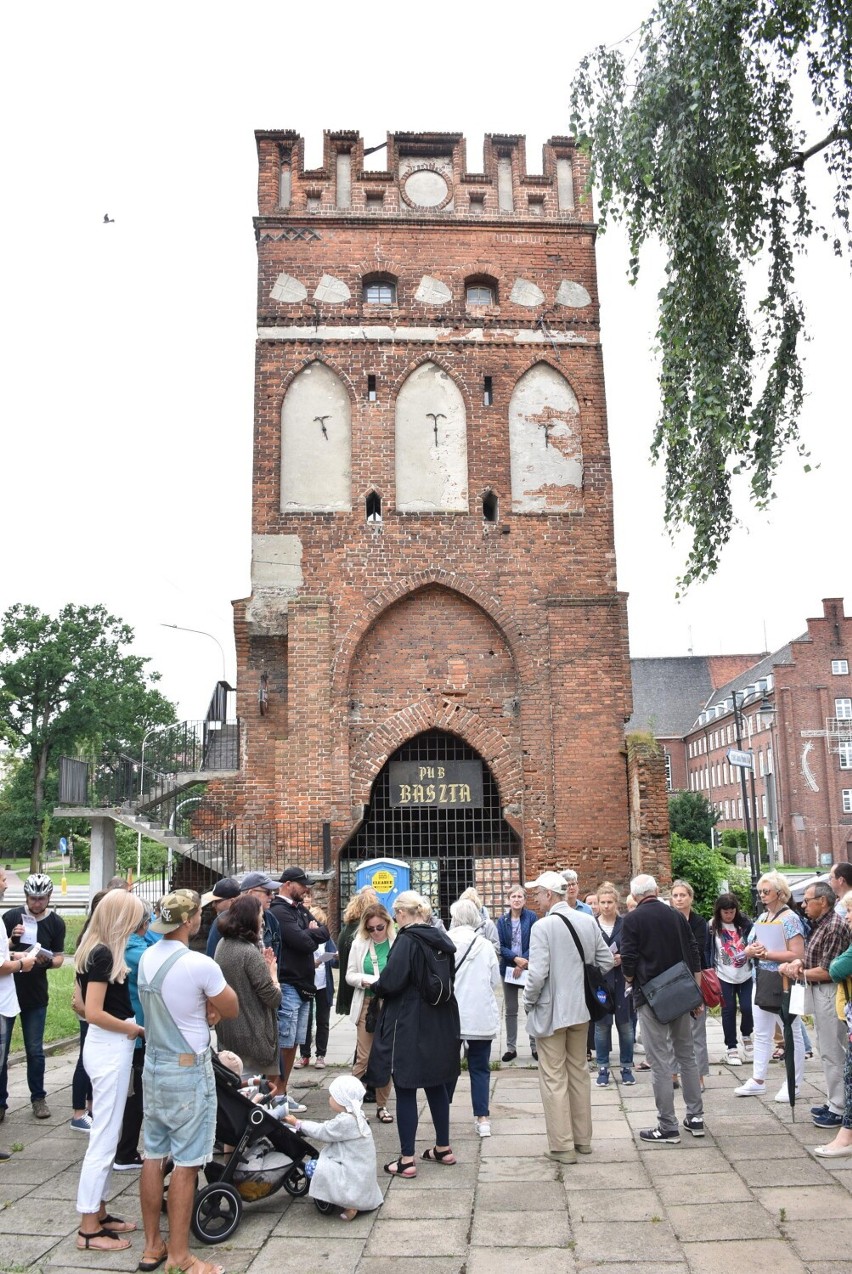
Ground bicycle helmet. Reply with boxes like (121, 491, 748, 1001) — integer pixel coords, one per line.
(23, 873, 54, 897)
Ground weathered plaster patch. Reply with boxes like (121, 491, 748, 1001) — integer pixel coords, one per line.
(281, 362, 352, 511)
(415, 276, 453, 305)
(556, 280, 592, 308)
(395, 362, 468, 512)
(313, 274, 351, 304)
(510, 279, 545, 307)
(509, 363, 583, 513)
(270, 273, 308, 303)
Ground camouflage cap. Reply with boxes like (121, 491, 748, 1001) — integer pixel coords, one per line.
(151, 889, 200, 934)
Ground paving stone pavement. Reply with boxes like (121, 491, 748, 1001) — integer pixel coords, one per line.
(1, 1012, 850, 1272)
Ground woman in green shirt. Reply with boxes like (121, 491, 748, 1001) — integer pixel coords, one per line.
(346, 904, 396, 1124)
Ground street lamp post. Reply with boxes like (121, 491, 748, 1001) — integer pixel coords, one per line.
(160, 623, 228, 684)
(731, 691, 760, 914)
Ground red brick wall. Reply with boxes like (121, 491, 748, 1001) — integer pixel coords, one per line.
(227, 129, 646, 892)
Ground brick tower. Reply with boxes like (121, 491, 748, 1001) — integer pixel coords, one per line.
(230, 128, 636, 914)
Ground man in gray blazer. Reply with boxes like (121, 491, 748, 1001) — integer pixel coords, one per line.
(523, 871, 614, 1164)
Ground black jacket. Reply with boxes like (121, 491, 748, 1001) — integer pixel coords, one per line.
(620, 898, 700, 1008)
(268, 895, 329, 990)
(366, 924, 461, 1090)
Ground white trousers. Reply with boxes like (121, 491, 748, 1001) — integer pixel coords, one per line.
(76, 1024, 134, 1214)
(752, 1004, 803, 1085)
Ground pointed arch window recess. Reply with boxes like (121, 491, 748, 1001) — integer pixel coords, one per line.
(366, 492, 382, 523)
(482, 491, 498, 522)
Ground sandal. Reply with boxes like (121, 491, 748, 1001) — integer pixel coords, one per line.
(339, 1207, 358, 1221)
(636, 1061, 651, 1071)
(376, 1106, 394, 1124)
(384, 1156, 417, 1178)
(178, 1259, 225, 1274)
(138, 1246, 168, 1272)
(99, 1213, 137, 1234)
(421, 1146, 457, 1165)
(772, 1047, 785, 1061)
(76, 1228, 132, 1252)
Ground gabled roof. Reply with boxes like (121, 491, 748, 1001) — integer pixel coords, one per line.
(627, 657, 716, 738)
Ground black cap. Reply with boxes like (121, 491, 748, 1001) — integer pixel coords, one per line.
(279, 866, 310, 884)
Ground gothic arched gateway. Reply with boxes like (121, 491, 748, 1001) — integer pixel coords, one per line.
(340, 729, 521, 921)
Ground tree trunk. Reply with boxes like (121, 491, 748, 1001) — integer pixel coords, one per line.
(30, 741, 50, 873)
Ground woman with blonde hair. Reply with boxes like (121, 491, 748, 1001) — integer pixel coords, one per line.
(335, 886, 378, 1016)
(346, 902, 396, 1123)
(74, 889, 146, 1252)
(734, 871, 805, 1102)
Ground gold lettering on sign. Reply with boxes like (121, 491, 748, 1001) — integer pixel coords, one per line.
(399, 784, 411, 804)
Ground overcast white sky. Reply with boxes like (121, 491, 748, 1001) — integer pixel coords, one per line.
(2, 2, 849, 719)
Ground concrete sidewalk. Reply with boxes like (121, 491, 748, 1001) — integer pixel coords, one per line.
(1, 1011, 850, 1274)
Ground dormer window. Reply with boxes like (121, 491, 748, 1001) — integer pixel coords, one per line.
(363, 274, 397, 305)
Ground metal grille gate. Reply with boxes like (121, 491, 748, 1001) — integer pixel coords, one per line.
(340, 730, 521, 922)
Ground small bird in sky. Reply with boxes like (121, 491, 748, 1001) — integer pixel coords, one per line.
(103, 213, 114, 223)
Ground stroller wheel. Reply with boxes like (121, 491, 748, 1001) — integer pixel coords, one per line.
(314, 1198, 334, 1215)
(283, 1163, 311, 1197)
(191, 1181, 243, 1244)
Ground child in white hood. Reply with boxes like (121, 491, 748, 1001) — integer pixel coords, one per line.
(285, 1075, 383, 1220)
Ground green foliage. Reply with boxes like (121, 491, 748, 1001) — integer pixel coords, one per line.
(670, 833, 731, 916)
(0, 603, 176, 867)
(669, 791, 718, 844)
(114, 824, 168, 876)
(569, 1, 852, 585)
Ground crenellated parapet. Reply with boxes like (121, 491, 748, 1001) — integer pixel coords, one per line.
(255, 129, 591, 222)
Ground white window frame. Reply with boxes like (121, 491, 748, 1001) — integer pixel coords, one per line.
(843, 789, 852, 814)
(835, 698, 852, 720)
(840, 741, 852, 770)
(832, 660, 849, 675)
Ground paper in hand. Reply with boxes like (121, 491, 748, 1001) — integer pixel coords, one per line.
(754, 922, 788, 954)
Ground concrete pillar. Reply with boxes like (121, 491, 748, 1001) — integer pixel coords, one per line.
(89, 818, 117, 895)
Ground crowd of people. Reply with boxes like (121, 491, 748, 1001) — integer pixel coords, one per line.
(3, 855, 852, 1269)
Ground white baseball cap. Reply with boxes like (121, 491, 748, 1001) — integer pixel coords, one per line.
(523, 871, 567, 893)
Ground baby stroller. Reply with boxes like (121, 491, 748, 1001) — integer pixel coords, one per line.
(190, 1053, 319, 1243)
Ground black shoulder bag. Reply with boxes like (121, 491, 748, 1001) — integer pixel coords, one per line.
(555, 913, 616, 1021)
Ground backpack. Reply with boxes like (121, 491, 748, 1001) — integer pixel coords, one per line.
(408, 931, 455, 1005)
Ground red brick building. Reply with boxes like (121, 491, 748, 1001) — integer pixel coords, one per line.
(629, 598, 852, 868)
(224, 128, 650, 915)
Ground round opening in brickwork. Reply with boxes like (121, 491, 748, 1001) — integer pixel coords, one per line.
(402, 169, 452, 210)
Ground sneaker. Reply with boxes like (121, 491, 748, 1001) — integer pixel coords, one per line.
(742, 1037, 754, 1060)
(726, 1049, 743, 1066)
(31, 1099, 50, 1120)
(296, 1056, 310, 1068)
(70, 1114, 93, 1133)
(530, 1047, 538, 1061)
(639, 1126, 680, 1145)
(620, 1067, 636, 1086)
(734, 1078, 766, 1097)
(282, 1094, 307, 1114)
(363, 1087, 376, 1104)
(774, 1082, 800, 1104)
(113, 1153, 143, 1170)
(812, 1110, 843, 1128)
(501, 1049, 517, 1062)
(683, 1116, 705, 1138)
(596, 1067, 609, 1088)
(476, 1119, 491, 1138)
(313, 1056, 326, 1068)
(811, 1103, 830, 1117)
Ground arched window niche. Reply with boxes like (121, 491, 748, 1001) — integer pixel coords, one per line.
(281, 362, 352, 512)
(508, 363, 583, 513)
(395, 363, 468, 513)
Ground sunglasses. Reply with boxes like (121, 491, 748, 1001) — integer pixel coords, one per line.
(366, 923, 386, 933)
